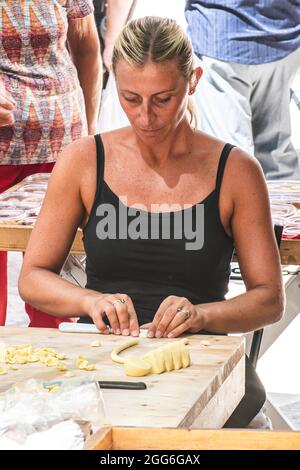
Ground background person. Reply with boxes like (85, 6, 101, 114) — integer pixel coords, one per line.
(185, 0, 300, 180)
(93, 0, 136, 88)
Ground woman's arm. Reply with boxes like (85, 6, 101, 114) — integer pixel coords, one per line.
(194, 150, 284, 334)
(67, 14, 102, 135)
(19, 136, 140, 335)
(103, 0, 135, 70)
(19, 137, 99, 317)
(146, 149, 285, 338)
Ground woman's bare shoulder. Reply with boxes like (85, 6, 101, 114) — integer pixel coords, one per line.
(100, 126, 133, 147)
(56, 135, 96, 167)
(221, 146, 268, 210)
(195, 131, 264, 179)
(225, 146, 265, 185)
(49, 136, 97, 208)
(193, 131, 268, 208)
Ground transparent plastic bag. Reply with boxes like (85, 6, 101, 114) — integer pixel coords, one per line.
(0, 378, 107, 445)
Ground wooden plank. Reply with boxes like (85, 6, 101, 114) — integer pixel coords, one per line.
(97, 427, 300, 450)
(83, 427, 113, 450)
(0, 327, 245, 429)
(0, 223, 298, 263)
(280, 239, 300, 266)
(189, 356, 245, 429)
(0, 224, 83, 254)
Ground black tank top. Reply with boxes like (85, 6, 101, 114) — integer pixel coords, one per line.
(82, 134, 234, 324)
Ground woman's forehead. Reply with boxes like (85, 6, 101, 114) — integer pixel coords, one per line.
(115, 59, 186, 91)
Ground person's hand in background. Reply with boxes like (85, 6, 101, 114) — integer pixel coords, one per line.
(103, 42, 114, 71)
(0, 81, 16, 126)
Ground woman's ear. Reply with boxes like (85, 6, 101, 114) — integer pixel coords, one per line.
(189, 67, 203, 95)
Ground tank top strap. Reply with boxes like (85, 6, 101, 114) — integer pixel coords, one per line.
(215, 143, 235, 196)
(94, 134, 105, 200)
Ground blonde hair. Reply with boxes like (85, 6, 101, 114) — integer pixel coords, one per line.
(112, 16, 198, 127)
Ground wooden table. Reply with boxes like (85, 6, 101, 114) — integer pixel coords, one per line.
(0, 327, 245, 429)
(0, 223, 84, 254)
(85, 426, 300, 450)
(0, 222, 299, 264)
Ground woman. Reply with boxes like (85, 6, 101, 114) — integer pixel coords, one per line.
(0, 0, 101, 326)
(19, 17, 284, 426)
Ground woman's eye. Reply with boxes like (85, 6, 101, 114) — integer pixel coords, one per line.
(124, 97, 139, 103)
(156, 97, 171, 104)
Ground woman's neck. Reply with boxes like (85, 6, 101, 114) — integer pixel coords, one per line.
(135, 120, 194, 168)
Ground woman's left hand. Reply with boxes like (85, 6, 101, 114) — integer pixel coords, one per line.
(141, 296, 203, 339)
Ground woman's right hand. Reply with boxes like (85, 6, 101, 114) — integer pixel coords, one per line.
(0, 82, 16, 126)
(85, 293, 140, 337)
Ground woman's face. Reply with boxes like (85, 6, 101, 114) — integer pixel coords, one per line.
(115, 59, 190, 143)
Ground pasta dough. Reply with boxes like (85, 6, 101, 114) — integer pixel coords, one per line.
(110, 338, 139, 364)
(143, 339, 190, 374)
(123, 355, 151, 377)
(111, 338, 190, 377)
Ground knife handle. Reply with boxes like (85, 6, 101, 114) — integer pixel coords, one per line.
(98, 381, 147, 390)
(59, 322, 149, 337)
(59, 322, 102, 333)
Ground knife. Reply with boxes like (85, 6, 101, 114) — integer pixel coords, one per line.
(42, 380, 146, 390)
(59, 322, 105, 333)
(59, 322, 148, 337)
(98, 381, 147, 390)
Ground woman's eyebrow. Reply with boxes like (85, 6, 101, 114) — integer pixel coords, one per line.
(153, 88, 177, 95)
(120, 88, 177, 95)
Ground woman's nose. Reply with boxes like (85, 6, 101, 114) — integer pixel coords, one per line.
(138, 103, 155, 127)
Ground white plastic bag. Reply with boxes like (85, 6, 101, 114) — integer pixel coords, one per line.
(0, 378, 106, 446)
(97, 74, 129, 133)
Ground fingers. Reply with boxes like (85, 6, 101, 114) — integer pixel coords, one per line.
(0, 94, 16, 109)
(107, 294, 138, 336)
(90, 302, 110, 334)
(89, 294, 140, 337)
(0, 85, 16, 126)
(103, 44, 113, 71)
(140, 322, 152, 329)
(102, 300, 121, 334)
(103, 58, 112, 72)
(146, 297, 172, 338)
(125, 296, 140, 337)
(164, 310, 190, 338)
(0, 108, 15, 126)
(165, 321, 191, 338)
(109, 295, 136, 336)
(154, 305, 179, 338)
(148, 297, 191, 338)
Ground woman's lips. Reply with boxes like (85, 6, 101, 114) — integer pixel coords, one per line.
(139, 127, 163, 133)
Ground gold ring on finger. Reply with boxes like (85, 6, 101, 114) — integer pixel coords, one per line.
(181, 309, 191, 320)
(111, 299, 123, 305)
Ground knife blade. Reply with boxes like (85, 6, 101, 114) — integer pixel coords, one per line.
(98, 381, 147, 390)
